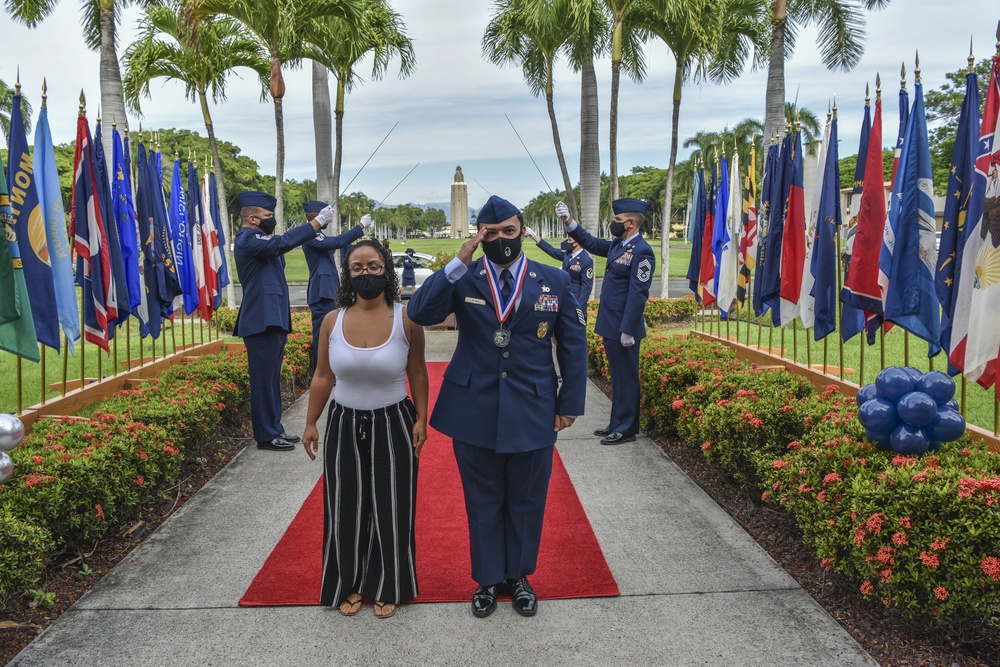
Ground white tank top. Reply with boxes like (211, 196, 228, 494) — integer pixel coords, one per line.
(329, 302, 410, 410)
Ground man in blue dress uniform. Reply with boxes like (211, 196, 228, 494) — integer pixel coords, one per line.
(233, 192, 334, 451)
(301, 200, 370, 369)
(526, 227, 594, 320)
(400, 247, 417, 296)
(407, 195, 588, 618)
(560, 197, 654, 445)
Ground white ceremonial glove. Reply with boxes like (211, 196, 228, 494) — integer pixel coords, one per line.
(620, 333, 635, 347)
(315, 205, 335, 229)
(524, 226, 536, 238)
(360, 213, 374, 229)
(555, 201, 570, 223)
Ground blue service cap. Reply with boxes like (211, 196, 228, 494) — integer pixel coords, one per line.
(476, 195, 520, 224)
(612, 197, 649, 216)
(406, 248, 415, 254)
(238, 191, 277, 211)
(303, 200, 328, 213)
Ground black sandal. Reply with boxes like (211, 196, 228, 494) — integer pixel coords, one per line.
(373, 601, 397, 619)
(338, 595, 363, 616)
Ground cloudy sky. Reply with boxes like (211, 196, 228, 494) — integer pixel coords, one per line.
(3, 0, 999, 210)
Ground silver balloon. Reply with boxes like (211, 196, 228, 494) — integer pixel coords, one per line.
(0, 414, 25, 453)
(0, 452, 13, 484)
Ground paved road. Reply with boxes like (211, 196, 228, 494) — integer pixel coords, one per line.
(231, 278, 692, 307)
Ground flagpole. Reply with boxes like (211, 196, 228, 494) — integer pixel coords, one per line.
(836, 227, 845, 381)
(61, 334, 69, 395)
(16, 357, 22, 414)
(40, 345, 46, 406)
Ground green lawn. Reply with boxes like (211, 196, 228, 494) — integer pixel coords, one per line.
(232, 237, 694, 283)
(693, 313, 1000, 434)
(0, 316, 223, 414)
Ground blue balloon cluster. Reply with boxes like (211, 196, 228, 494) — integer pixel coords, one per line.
(856, 367, 965, 455)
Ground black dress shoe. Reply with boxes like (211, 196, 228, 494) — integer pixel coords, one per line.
(600, 431, 636, 445)
(508, 577, 537, 617)
(280, 433, 301, 443)
(472, 583, 500, 618)
(593, 426, 615, 437)
(257, 437, 295, 451)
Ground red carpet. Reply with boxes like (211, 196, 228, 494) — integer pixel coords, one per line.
(239, 361, 619, 606)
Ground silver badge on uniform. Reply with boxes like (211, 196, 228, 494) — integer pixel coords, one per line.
(586, 267, 594, 279)
(576, 308, 586, 325)
(637, 259, 652, 283)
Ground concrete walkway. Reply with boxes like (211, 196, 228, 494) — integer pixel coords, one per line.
(9, 330, 875, 667)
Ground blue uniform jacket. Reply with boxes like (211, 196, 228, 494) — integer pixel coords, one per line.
(407, 257, 588, 454)
(233, 222, 317, 337)
(302, 224, 365, 307)
(536, 239, 594, 307)
(568, 227, 655, 341)
(401, 255, 416, 284)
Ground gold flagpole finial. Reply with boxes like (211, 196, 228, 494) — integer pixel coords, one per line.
(969, 37, 976, 73)
(96, 107, 102, 125)
(876, 72, 882, 101)
(175, 146, 180, 159)
(915, 51, 921, 85)
(865, 82, 870, 106)
(112, 115, 117, 130)
(832, 96, 838, 119)
(41, 78, 47, 108)
(79, 90, 86, 115)
(721, 140, 726, 157)
(15, 68, 21, 95)
(900, 62, 906, 90)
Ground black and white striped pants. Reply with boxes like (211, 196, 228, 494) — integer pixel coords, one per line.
(320, 397, 419, 607)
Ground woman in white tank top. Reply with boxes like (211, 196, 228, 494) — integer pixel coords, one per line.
(302, 239, 428, 619)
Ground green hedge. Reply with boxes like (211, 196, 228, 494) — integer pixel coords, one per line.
(0, 319, 314, 609)
(592, 321, 1000, 638)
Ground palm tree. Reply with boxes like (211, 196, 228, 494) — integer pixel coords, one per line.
(312, 61, 335, 205)
(122, 2, 268, 306)
(602, 0, 650, 201)
(633, 0, 765, 296)
(5, 0, 160, 159)
(483, 0, 580, 221)
(763, 0, 890, 143)
(305, 0, 415, 233)
(186, 0, 365, 232)
(561, 0, 610, 236)
(0, 77, 32, 140)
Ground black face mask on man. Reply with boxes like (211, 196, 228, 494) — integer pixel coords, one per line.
(481, 234, 522, 266)
(350, 274, 387, 301)
(257, 216, 276, 235)
(609, 220, 627, 238)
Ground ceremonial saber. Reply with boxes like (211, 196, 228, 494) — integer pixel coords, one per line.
(340, 122, 399, 198)
(504, 113, 553, 192)
(374, 163, 420, 210)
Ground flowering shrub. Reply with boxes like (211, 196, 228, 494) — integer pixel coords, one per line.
(644, 296, 699, 325)
(586, 330, 1000, 636)
(429, 251, 454, 272)
(213, 307, 239, 334)
(0, 515, 54, 608)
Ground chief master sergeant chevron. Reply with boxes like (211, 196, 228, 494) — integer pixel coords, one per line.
(406, 194, 587, 619)
(233, 191, 334, 452)
(562, 197, 654, 446)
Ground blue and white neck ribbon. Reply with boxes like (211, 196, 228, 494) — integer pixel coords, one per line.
(486, 257, 528, 324)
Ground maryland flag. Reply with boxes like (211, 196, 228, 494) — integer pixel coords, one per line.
(737, 145, 757, 309)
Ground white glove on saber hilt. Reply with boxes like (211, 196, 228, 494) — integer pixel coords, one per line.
(555, 201, 570, 223)
(360, 213, 374, 229)
(316, 205, 335, 229)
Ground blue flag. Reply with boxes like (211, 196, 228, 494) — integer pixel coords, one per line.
(94, 121, 130, 331)
(112, 128, 143, 313)
(209, 170, 229, 307)
(169, 158, 198, 314)
(149, 151, 180, 319)
(7, 92, 60, 350)
(936, 69, 980, 374)
(711, 154, 729, 303)
(687, 166, 707, 299)
(810, 114, 841, 341)
(758, 135, 792, 324)
(753, 143, 779, 317)
(686, 168, 701, 244)
(0, 152, 40, 362)
(878, 82, 940, 355)
(122, 133, 149, 331)
(841, 102, 870, 343)
(134, 141, 163, 339)
(34, 103, 81, 353)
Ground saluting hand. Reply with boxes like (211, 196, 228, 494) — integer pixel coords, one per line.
(302, 424, 320, 460)
(457, 227, 487, 265)
(555, 201, 571, 224)
(315, 206, 335, 230)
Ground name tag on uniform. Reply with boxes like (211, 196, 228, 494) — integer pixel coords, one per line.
(465, 297, 487, 305)
(534, 294, 560, 312)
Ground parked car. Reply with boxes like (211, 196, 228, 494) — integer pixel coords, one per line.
(392, 251, 435, 297)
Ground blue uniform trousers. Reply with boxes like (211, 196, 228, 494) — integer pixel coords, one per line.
(309, 298, 336, 370)
(452, 441, 553, 586)
(244, 327, 288, 442)
(604, 336, 641, 436)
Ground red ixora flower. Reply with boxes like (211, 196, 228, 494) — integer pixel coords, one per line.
(934, 586, 949, 601)
(771, 459, 788, 469)
(822, 473, 842, 486)
(981, 556, 1000, 582)
(701, 442, 711, 451)
(95, 504, 105, 520)
(134, 476, 145, 486)
(920, 551, 940, 569)
(860, 581, 874, 595)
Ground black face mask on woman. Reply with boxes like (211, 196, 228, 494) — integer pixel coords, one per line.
(481, 234, 522, 266)
(609, 221, 626, 238)
(350, 274, 387, 301)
